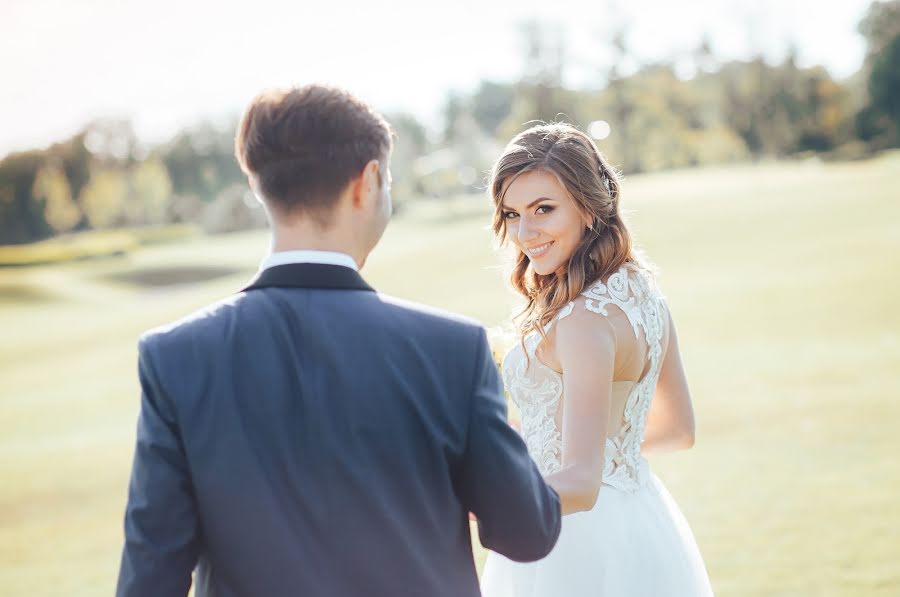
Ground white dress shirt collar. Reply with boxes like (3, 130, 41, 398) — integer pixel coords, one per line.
(260, 250, 358, 272)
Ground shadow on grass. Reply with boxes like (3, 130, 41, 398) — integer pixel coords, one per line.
(101, 265, 246, 288)
(0, 284, 57, 304)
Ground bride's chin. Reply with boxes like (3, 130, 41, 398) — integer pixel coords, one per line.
(530, 263, 556, 276)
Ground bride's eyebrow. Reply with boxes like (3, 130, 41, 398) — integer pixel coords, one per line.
(501, 197, 556, 211)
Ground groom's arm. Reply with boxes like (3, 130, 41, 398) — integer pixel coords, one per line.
(116, 336, 199, 597)
(454, 329, 562, 562)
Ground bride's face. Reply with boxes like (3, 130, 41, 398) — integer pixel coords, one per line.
(500, 169, 588, 276)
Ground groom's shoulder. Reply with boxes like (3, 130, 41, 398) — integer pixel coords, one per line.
(138, 293, 246, 354)
(376, 292, 484, 336)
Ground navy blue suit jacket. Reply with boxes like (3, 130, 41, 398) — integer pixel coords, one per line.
(116, 263, 561, 597)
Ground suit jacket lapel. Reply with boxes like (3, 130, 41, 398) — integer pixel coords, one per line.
(241, 263, 375, 293)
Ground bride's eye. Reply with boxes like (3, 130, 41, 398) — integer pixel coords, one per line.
(503, 211, 519, 220)
(536, 205, 554, 215)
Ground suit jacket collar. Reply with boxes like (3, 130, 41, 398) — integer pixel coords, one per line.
(241, 263, 375, 293)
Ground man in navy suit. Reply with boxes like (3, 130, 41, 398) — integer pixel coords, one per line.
(116, 84, 561, 597)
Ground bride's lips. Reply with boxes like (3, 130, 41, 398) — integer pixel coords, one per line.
(525, 241, 554, 259)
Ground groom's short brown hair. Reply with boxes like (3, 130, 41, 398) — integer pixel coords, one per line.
(235, 84, 393, 217)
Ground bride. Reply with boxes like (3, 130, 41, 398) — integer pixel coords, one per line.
(480, 123, 714, 596)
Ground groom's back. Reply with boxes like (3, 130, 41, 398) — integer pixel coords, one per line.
(138, 286, 485, 596)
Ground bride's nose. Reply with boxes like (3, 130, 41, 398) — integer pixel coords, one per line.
(516, 217, 539, 244)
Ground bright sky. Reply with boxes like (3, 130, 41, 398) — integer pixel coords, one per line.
(0, 0, 874, 157)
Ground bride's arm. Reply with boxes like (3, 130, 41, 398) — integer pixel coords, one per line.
(543, 307, 615, 515)
(641, 311, 696, 455)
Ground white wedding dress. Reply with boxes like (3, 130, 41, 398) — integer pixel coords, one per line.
(481, 264, 714, 596)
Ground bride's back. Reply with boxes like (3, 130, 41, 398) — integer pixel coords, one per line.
(566, 266, 669, 440)
(503, 263, 669, 490)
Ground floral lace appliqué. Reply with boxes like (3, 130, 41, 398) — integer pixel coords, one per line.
(502, 264, 666, 492)
(502, 333, 563, 475)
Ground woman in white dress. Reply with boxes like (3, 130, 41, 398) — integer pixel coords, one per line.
(480, 123, 714, 596)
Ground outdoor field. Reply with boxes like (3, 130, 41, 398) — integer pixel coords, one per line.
(1, 153, 898, 596)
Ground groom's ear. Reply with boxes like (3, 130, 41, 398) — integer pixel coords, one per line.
(350, 159, 382, 209)
(248, 176, 266, 206)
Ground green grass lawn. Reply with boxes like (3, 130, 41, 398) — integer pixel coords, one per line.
(1, 153, 899, 596)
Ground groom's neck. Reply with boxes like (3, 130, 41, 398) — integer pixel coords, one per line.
(269, 216, 365, 267)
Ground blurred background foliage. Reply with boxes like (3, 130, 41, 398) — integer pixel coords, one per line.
(2, 3, 899, 595)
(1, 1, 898, 253)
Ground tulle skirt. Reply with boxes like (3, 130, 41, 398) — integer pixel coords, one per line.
(480, 473, 714, 596)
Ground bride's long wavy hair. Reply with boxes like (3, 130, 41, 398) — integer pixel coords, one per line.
(490, 123, 643, 344)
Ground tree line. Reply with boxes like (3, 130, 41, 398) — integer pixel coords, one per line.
(1, 0, 898, 246)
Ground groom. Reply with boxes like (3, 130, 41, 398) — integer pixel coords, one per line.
(116, 84, 561, 597)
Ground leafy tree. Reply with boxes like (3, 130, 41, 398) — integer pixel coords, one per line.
(864, 33, 900, 145)
(498, 19, 574, 132)
(0, 151, 51, 244)
(0, 132, 95, 243)
(384, 112, 429, 201)
(125, 157, 173, 226)
(33, 163, 80, 233)
(79, 168, 127, 229)
(442, 93, 465, 145)
(470, 82, 514, 137)
(160, 122, 244, 203)
(859, 0, 900, 66)
(856, 0, 900, 146)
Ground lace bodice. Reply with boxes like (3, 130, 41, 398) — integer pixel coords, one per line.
(501, 264, 667, 493)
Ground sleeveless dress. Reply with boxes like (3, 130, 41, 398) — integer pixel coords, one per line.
(481, 264, 714, 596)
